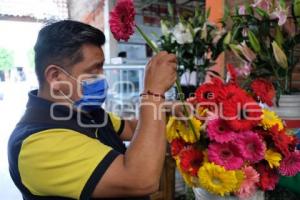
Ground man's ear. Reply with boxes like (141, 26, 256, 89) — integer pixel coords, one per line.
(44, 65, 64, 91)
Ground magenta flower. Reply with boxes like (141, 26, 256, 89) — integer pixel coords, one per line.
(235, 131, 266, 163)
(109, 0, 136, 41)
(279, 151, 300, 176)
(208, 142, 244, 170)
(207, 118, 238, 143)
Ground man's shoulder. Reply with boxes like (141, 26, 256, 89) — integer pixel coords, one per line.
(8, 122, 93, 149)
(8, 122, 48, 149)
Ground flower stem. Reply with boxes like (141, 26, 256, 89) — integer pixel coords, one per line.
(135, 25, 198, 138)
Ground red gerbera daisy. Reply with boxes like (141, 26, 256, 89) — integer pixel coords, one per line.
(109, 0, 136, 41)
(179, 147, 203, 176)
(270, 125, 297, 156)
(170, 138, 186, 156)
(195, 78, 224, 108)
(251, 79, 275, 107)
(256, 163, 279, 191)
(221, 93, 262, 132)
(220, 82, 248, 101)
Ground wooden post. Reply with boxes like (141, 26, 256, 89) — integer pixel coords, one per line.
(150, 154, 175, 200)
(205, 0, 225, 78)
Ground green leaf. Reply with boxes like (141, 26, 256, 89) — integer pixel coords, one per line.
(293, 0, 300, 25)
(245, 2, 254, 15)
(136, 25, 159, 53)
(248, 30, 261, 53)
(151, 32, 160, 40)
(231, 25, 241, 41)
(274, 25, 284, 47)
(279, 0, 286, 8)
(205, 7, 211, 20)
(255, 7, 269, 18)
(234, 4, 239, 16)
(167, 2, 174, 19)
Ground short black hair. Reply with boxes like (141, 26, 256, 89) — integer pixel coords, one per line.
(34, 20, 105, 86)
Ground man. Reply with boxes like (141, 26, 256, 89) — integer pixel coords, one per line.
(8, 20, 177, 200)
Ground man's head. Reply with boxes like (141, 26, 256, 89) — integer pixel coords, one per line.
(34, 20, 106, 102)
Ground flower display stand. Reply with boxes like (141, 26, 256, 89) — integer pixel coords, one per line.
(273, 94, 300, 128)
(193, 187, 265, 200)
(150, 155, 175, 200)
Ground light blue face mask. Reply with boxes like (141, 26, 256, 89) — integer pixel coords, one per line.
(59, 68, 109, 112)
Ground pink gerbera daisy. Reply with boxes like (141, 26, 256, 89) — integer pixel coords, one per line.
(208, 142, 244, 170)
(235, 131, 266, 163)
(235, 166, 260, 199)
(207, 118, 238, 143)
(279, 151, 300, 176)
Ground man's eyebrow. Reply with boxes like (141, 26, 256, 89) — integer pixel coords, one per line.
(86, 60, 105, 70)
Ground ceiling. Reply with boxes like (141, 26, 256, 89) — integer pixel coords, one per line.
(134, 0, 205, 17)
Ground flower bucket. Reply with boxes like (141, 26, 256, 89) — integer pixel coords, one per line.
(193, 187, 265, 200)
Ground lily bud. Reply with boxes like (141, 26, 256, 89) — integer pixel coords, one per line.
(223, 31, 232, 46)
(201, 23, 208, 41)
(160, 20, 170, 36)
(272, 41, 288, 69)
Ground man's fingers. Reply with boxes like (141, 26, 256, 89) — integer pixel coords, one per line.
(165, 54, 177, 65)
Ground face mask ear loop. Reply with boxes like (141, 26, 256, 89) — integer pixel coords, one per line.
(58, 90, 75, 105)
(58, 66, 82, 85)
(57, 66, 84, 98)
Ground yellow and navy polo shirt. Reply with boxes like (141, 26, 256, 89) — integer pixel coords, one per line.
(8, 90, 149, 200)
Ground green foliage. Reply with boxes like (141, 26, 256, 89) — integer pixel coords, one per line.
(0, 47, 14, 71)
(27, 48, 35, 69)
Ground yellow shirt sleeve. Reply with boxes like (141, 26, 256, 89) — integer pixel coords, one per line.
(18, 129, 119, 200)
(108, 112, 125, 135)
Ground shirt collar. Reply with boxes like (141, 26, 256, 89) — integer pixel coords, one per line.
(27, 89, 75, 118)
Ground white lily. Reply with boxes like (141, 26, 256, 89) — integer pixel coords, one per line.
(172, 23, 193, 44)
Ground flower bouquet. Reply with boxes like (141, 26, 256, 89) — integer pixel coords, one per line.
(108, 1, 300, 198)
(166, 65, 300, 199)
(157, 4, 227, 83)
